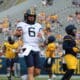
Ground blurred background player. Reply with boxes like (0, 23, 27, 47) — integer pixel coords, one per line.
(43, 35, 57, 80)
(14, 8, 44, 80)
(2, 36, 19, 80)
(61, 24, 80, 80)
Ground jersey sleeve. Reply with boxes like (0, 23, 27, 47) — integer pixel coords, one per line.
(16, 22, 24, 30)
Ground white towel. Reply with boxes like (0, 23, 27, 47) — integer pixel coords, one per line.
(21, 45, 32, 56)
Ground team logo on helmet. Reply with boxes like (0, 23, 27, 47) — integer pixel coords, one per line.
(27, 8, 36, 15)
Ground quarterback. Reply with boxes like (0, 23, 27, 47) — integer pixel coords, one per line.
(14, 8, 43, 80)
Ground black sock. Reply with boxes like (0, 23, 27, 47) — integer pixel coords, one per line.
(61, 69, 74, 80)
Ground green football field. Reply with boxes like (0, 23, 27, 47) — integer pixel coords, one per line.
(0, 76, 80, 80)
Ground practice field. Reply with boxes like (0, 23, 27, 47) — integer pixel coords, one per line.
(0, 75, 80, 80)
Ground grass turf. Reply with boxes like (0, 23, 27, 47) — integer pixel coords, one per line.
(0, 76, 80, 80)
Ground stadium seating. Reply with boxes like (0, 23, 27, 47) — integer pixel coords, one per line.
(0, 0, 80, 76)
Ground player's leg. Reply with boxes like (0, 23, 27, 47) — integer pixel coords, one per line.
(61, 69, 74, 80)
(34, 68, 41, 77)
(33, 51, 41, 77)
(62, 54, 78, 80)
(27, 66, 34, 80)
(48, 58, 55, 80)
(10, 58, 18, 77)
(8, 59, 16, 80)
(14, 56, 20, 77)
(6, 59, 11, 77)
(6, 59, 14, 80)
(24, 50, 35, 80)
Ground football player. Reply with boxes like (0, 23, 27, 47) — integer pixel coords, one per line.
(2, 36, 19, 80)
(44, 35, 57, 80)
(61, 24, 80, 80)
(14, 8, 43, 80)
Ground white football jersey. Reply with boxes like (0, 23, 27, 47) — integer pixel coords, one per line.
(16, 22, 43, 51)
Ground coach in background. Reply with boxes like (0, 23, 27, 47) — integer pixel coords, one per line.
(61, 24, 80, 80)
